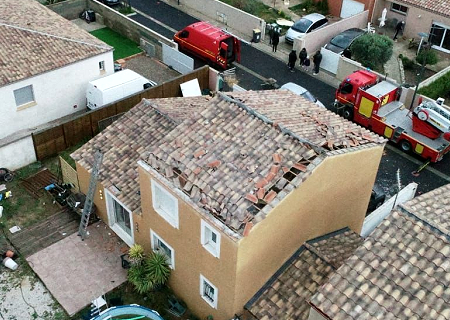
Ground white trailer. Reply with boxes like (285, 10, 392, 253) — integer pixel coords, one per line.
(86, 69, 156, 110)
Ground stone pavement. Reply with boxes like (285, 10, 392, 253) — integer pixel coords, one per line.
(27, 221, 128, 316)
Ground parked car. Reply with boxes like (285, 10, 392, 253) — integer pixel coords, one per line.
(98, 0, 120, 6)
(285, 13, 328, 44)
(366, 184, 386, 214)
(280, 82, 325, 108)
(324, 28, 365, 56)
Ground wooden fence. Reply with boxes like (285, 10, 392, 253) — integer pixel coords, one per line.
(59, 156, 80, 193)
(32, 66, 210, 160)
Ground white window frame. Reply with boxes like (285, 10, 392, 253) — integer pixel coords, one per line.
(13, 85, 35, 108)
(150, 230, 175, 269)
(200, 275, 218, 309)
(151, 179, 179, 229)
(105, 189, 134, 246)
(99, 61, 105, 71)
(391, 2, 408, 15)
(201, 220, 221, 258)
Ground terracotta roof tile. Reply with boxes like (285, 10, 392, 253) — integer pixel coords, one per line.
(246, 228, 362, 320)
(397, 0, 450, 18)
(311, 184, 450, 319)
(0, 0, 111, 87)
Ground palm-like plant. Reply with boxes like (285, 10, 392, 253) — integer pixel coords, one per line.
(128, 244, 145, 265)
(128, 264, 154, 294)
(145, 251, 171, 288)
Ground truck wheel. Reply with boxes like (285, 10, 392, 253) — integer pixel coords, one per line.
(400, 140, 412, 152)
(343, 106, 353, 120)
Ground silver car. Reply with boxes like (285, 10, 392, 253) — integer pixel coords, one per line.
(280, 82, 326, 108)
(285, 13, 328, 44)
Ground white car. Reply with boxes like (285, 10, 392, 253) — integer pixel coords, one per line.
(280, 82, 326, 108)
(285, 13, 328, 44)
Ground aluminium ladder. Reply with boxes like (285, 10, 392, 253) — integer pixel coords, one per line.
(78, 150, 103, 240)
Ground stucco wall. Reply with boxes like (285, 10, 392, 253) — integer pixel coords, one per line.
(0, 136, 36, 170)
(48, 0, 86, 19)
(234, 144, 385, 309)
(0, 52, 114, 140)
(137, 163, 239, 320)
(87, 0, 176, 60)
(172, 0, 265, 40)
(294, 11, 369, 55)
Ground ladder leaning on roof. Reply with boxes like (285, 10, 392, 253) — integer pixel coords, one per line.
(78, 150, 103, 240)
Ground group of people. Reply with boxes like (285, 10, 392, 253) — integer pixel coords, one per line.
(269, 27, 322, 75)
(288, 48, 322, 75)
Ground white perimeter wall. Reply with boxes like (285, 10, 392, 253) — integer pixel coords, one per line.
(0, 136, 36, 170)
(0, 52, 114, 140)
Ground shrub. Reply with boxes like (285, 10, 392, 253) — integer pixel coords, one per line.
(128, 264, 153, 294)
(401, 56, 415, 70)
(350, 33, 393, 71)
(418, 71, 450, 100)
(416, 49, 438, 66)
(128, 244, 145, 265)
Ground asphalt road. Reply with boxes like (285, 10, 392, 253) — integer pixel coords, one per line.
(129, 0, 450, 197)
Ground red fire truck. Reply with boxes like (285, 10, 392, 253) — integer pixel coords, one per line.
(174, 21, 241, 69)
(334, 70, 450, 162)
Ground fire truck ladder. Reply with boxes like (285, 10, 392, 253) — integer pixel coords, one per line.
(78, 150, 103, 240)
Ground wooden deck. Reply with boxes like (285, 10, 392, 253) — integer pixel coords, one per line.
(8, 209, 80, 258)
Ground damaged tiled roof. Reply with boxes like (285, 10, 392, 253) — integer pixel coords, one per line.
(146, 93, 324, 235)
(396, 0, 450, 18)
(227, 91, 385, 151)
(71, 97, 212, 212)
(310, 184, 450, 320)
(0, 0, 111, 87)
(246, 228, 362, 320)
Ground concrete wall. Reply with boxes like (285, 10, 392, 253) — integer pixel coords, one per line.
(373, 0, 450, 46)
(87, 0, 176, 60)
(294, 11, 369, 56)
(47, 0, 86, 19)
(0, 136, 36, 170)
(0, 52, 114, 140)
(234, 144, 384, 311)
(171, 0, 266, 40)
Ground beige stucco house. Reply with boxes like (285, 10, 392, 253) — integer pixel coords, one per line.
(372, 0, 450, 54)
(72, 90, 385, 320)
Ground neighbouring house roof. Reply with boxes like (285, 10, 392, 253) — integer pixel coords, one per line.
(245, 228, 363, 320)
(0, 0, 111, 87)
(310, 184, 450, 320)
(73, 90, 384, 237)
(394, 0, 450, 18)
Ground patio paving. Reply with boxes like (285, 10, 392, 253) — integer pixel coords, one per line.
(27, 221, 129, 316)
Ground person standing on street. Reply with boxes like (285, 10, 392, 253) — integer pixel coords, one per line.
(302, 56, 311, 72)
(393, 21, 405, 41)
(272, 31, 279, 52)
(313, 50, 322, 75)
(299, 48, 307, 67)
(288, 49, 297, 72)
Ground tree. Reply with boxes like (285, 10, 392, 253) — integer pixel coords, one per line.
(350, 33, 393, 71)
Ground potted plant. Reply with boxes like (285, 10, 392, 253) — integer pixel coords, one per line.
(128, 244, 145, 265)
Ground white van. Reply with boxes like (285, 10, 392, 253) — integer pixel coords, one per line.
(86, 69, 156, 110)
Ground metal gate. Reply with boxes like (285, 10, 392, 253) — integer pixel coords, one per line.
(162, 43, 194, 75)
(320, 48, 340, 75)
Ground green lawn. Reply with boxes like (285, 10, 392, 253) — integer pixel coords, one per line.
(90, 27, 142, 60)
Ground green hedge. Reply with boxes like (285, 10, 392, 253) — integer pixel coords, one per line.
(418, 71, 450, 100)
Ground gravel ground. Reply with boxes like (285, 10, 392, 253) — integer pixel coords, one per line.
(0, 266, 66, 320)
(124, 54, 181, 85)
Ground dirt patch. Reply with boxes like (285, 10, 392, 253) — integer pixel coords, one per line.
(403, 66, 436, 86)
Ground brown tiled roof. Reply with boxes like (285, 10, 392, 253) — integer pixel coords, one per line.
(146, 93, 324, 234)
(310, 184, 450, 320)
(71, 97, 212, 212)
(0, 0, 111, 87)
(397, 0, 450, 18)
(227, 91, 385, 151)
(246, 228, 362, 320)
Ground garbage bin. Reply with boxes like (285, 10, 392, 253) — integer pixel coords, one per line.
(252, 29, 261, 43)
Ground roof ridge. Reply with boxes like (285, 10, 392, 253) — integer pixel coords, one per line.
(217, 92, 327, 155)
(0, 22, 111, 51)
(303, 243, 338, 270)
(398, 205, 450, 240)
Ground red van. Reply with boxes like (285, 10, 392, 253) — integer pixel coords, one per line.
(174, 21, 241, 69)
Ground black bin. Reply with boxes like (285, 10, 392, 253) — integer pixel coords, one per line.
(87, 10, 96, 22)
(252, 29, 261, 43)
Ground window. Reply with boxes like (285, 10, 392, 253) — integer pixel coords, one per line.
(200, 275, 218, 309)
(391, 3, 408, 14)
(201, 220, 221, 258)
(151, 180, 179, 229)
(105, 189, 134, 246)
(150, 230, 175, 269)
(430, 23, 450, 52)
(14, 85, 35, 107)
(99, 61, 105, 71)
